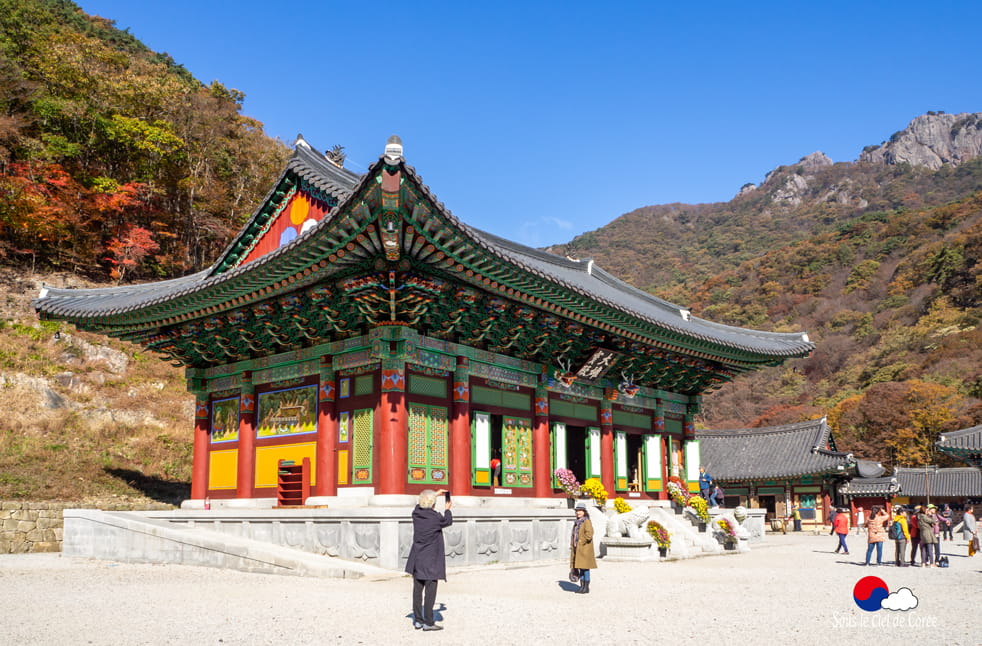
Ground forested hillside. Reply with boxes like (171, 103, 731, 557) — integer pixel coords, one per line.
(0, 0, 288, 280)
(552, 122, 982, 469)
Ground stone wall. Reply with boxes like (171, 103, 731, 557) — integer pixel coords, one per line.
(1, 501, 174, 554)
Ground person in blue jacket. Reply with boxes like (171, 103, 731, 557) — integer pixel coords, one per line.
(405, 489, 453, 631)
(698, 466, 713, 501)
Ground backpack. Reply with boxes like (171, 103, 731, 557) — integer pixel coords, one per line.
(889, 520, 904, 540)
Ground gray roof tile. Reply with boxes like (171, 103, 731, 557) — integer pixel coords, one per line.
(893, 467, 982, 498)
(937, 425, 982, 453)
(34, 142, 815, 361)
(696, 417, 853, 480)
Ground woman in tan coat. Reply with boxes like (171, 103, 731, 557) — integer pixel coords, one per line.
(863, 505, 890, 566)
(570, 502, 598, 594)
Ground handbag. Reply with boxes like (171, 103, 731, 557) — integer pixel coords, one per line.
(971, 536, 979, 555)
(569, 568, 580, 583)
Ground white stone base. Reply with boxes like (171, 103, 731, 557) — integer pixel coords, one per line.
(602, 537, 657, 561)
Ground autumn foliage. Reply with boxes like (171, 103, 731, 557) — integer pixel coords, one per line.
(0, 0, 288, 279)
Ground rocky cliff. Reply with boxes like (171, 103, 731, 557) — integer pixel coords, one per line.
(859, 112, 982, 169)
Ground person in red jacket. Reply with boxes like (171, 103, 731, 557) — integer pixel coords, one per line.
(833, 507, 850, 555)
(908, 505, 921, 566)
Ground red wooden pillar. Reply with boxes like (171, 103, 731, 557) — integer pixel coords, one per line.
(236, 373, 256, 499)
(450, 357, 471, 496)
(533, 386, 551, 499)
(600, 400, 615, 497)
(378, 362, 407, 495)
(315, 360, 337, 497)
(655, 401, 668, 500)
(191, 395, 210, 499)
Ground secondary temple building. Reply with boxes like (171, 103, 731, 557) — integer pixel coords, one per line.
(696, 418, 854, 527)
(34, 136, 814, 506)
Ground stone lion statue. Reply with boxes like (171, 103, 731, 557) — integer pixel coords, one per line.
(605, 505, 651, 539)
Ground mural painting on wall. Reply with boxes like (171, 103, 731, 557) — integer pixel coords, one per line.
(257, 385, 317, 438)
(210, 397, 240, 443)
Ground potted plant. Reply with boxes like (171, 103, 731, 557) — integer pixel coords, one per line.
(717, 517, 738, 549)
(554, 468, 581, 507)
(646, 520, 671, 558)
(666, 477, 689, 513)
(580, 477, 608, 507)
(688, 495, 710, 530)
(613, 497, 632, 514)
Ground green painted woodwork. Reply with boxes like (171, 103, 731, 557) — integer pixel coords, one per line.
(684, 440, 701, 491)
(614, 431, 627, 491)
(351, 408, 374, 484)
(794, 485, 822, 493)
(354, 374, 373, 396)
(664, 417, 683, 435)
(550, 400, 597, 422)
(471, 386, 531, 411)
(408, 374, 448, 399)
(612, 409, 649, 429)
(471, 411, 492, 487)
(757, 486, 786, 495)
(551, 422, 565, 488)
(407, 404, 449, 485)
(585, 427, 601, 479)
(643, 434, 662, 492)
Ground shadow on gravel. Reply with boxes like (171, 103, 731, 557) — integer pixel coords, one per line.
(104, 468, 190, 506)
(557, 581, 580, 593)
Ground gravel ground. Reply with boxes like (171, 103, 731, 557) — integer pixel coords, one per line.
(0, 533, 977, 645)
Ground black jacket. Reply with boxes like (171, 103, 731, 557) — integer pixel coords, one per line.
(405, 505, 453, 580)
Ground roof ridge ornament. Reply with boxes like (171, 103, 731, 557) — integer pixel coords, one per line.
(294, 133, 311, 150)
(384, 134, 404, 163)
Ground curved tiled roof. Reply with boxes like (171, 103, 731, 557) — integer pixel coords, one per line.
(893, 467, 982, 498)
(937, 425, 982, 454)
(34, 138, 815, 362)
(696, 417, 853, 480)
(839, 476, 900, 497)
(466, 228, 812, 358)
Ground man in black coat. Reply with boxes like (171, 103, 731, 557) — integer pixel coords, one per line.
(405, 488, 453, 631)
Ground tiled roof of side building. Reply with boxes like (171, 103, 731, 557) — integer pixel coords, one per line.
(839, 476, 900, 497)
(33, 140, 816, 360)
(937, 425, 982, 453)
(695, 417, 853, 481)
(893, 467, 982, 498)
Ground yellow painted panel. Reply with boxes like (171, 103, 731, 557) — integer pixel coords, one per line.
(474, 469, 490, 485)
(646, 479, 663, 491)
(209, 449, 238, 490)
(337, 449, 349, 485)
(687, 482, 700, 493)
(616, 477, 627, 490)
(255, 442, 317, 488)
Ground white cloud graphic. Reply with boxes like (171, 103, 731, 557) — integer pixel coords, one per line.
(881, 587, 918, 611)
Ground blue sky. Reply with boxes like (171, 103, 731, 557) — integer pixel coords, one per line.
(77, 1, 982, 248)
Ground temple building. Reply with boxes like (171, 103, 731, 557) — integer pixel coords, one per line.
(34, 136, 814, 506)
(937, 425, 982, 469)
(841, 466, 982, 510)
(696, 418, 854, 527)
